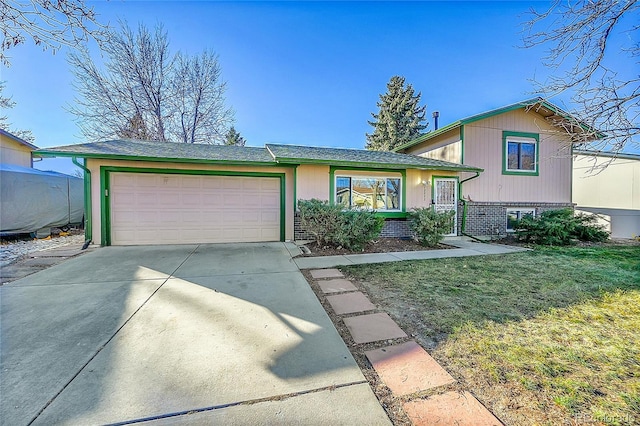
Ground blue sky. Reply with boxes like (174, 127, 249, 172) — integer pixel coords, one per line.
(1, 1, 636, 174)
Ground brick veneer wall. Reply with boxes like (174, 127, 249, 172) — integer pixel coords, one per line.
(461, 202, 574, 237)
(294, 212, 315, 241)
(379, 219, 412, 238)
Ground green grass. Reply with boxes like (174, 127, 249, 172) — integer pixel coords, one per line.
(343, 245, 640, 425)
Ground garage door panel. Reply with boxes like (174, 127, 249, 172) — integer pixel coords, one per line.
(223, 178, 243, 190)
(110, 173, 281, 245)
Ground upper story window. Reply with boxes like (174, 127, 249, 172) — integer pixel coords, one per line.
(502, 131, 539, 176)
(335, 176, 401, 211)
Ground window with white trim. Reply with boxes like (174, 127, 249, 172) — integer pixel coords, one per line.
(335, 176, 401, 211)
(506, 208, 535, 232)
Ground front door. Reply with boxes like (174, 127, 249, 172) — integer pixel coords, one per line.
(433, 178, 458, 236)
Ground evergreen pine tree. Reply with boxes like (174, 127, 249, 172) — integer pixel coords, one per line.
(366, 76, 428, 151)
(224, 126, 246, 146)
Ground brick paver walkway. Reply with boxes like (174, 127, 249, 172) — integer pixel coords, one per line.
(309, 268, 503, 426)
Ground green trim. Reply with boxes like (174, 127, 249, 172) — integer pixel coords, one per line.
(393, 121, 462, 152)
(460, 125, 465, 164)
(99, 166, 287, 246)
(35, 150, 280, 167)
(461, 199, 467, 232)
(293, 165, 298, 211)
(329, 166, 406, 215)
(72, 157, 92, 243)
(502, 131, 540, 176)
(393, 97, 604, 153)
(377, 212, 408, 219)
(458, 172, 481, 233)
(100, 167, 110, 246)
(37, 148, 481, 173)
(276, 156, 478, 172)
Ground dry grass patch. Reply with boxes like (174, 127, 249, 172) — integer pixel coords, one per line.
(342, 245, 640, 425)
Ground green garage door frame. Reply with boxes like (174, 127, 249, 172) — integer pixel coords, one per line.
(99, 166, 287, 246)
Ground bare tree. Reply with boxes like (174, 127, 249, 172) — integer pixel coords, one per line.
(0, 81, 35, 142)
(69, 21, 234, 144)
(1, 0, 107, 66)
(69, 22, 172, 141)
(171, 50, 234, 144)
(523, 0, 639, 153)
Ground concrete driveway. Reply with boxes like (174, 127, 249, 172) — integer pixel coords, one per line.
(1, 243, 390, 425)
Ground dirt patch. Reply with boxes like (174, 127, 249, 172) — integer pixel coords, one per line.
(302, 238, 452, 257)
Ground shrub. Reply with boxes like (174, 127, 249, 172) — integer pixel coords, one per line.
(298, 199, 343, 247)
(408, 207, 456, 247)
(333, 210, 385, 251)
(514, 208, 608, 245)
(298, 199, 384, 251)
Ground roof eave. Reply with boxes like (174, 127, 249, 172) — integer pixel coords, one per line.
(0, 128, 39, 150)
(393, 121, 462, 152)
(33, 149, 279, 167)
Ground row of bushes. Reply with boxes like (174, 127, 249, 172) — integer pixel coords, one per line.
(299, 199, 609, 250)
(298, 199, 453, 250)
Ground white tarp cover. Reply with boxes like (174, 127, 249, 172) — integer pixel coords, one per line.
(0, 164, 84, 234)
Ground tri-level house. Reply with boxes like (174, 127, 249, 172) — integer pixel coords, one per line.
(394, 98, 596, 237)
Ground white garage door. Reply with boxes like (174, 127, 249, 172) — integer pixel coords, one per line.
(109, 172, 281, 245)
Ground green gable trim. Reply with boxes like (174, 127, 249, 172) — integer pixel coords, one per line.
(99, 166, 287, 246)
(501, 131, 540, 176)
(328, 165, 406, 216)
(393, 121, 462, 152)
(394, 97, 603, 153)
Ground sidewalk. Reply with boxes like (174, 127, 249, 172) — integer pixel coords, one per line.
(293, 238, 528, 269)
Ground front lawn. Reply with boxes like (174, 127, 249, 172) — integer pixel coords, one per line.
(342, 244, 640, 425)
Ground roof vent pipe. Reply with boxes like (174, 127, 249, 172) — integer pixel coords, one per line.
(432, 111, 440, 130)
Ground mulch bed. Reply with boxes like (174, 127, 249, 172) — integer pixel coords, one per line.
(302, 238, 453, 257)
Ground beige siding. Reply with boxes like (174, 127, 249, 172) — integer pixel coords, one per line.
(574, 155, 640, 210)
(406, 127, 462, 164)
(405, 170, 456, 209)
(462, 109, 572, 203)
(87, 159, 295, 244)
(420, 141, 462, 164)
(297, 164, 330, 201)
(0, 137, 32, 167)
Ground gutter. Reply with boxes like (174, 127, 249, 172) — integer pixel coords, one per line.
(72, 157, 92, 246)
(458, 172, 481, 240)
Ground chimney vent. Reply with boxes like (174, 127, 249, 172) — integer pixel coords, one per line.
(432, 111, 440, 130)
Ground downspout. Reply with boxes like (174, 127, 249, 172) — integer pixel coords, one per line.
(72, 157, 92, 247)
(458, 172, 484, 242)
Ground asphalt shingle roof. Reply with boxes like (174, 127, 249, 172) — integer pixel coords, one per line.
(38, 139, 275, 163)
(265, 144, 480, 171)
(35, 139, 482, 171)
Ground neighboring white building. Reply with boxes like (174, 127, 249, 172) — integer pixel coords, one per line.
(573, 150, 640, 239)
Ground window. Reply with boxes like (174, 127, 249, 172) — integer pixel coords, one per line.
(335, 176, 401, 211)
(506, 208, 535, 232)
(502, 131, 539, 175)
